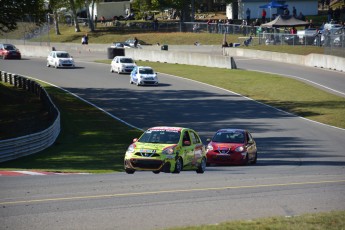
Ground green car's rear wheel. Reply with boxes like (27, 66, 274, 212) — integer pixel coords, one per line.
(196, 157, 206, 174)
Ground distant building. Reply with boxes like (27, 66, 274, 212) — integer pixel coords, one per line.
(90, 0, 131, 20)
(226, 0, 318, 20)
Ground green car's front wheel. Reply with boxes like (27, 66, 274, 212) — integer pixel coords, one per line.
(125, 168, 135, 174)
(172, 157, 183, 174)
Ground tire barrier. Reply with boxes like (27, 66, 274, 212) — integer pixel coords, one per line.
(0, 71, 60, 162)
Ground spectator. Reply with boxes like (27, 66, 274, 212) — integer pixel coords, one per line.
(134, 37, 138, 48)
(100, 16, 105, 24)
(84, 33, 88, 45)
(193, 23, 200, 33)
(244, 36, 252, 46)
(207, 19, 212, 33)
(293, 6, 297, 17)
(328, 8, 333, 23)
(81, 35, 86, 45)
(308, 19, 314, 28)
(246, 8, 251, 23)
(298, 12, 305, 21)
(290, 26, 297, 34)
(262, 9, 267, 23)
(241, 20, 247, 36)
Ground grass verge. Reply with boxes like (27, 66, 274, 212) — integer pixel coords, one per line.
(0, 82, 142, 173)
(0, 82, 54, 139)
(167, 210, 345, 230)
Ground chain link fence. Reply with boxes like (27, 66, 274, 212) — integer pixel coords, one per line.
(1, 19, 344, 57)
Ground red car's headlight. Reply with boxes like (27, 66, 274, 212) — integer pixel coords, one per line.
(207, 143, 213, 151)
(234, 146, 245, 153)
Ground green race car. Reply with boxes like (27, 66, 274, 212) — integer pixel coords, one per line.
(124, 126, 207, 174)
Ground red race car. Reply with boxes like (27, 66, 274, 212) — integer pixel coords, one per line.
(206, 129, 257, 166)
(0, 43, 21, 59)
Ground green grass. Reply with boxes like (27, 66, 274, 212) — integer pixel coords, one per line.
(0, 82, 142, 173)
(0, 83, 54, 139)
(167, 210, 345, 230)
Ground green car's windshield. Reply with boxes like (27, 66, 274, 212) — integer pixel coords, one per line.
(139, 130, 180, 144)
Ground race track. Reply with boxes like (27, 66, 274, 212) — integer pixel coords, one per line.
(0, 57, 345, 230)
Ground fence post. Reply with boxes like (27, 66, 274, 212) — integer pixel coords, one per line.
(9, 73, 14, 85)
(14, 74, 18, 87)
(18, 75, 23, 88)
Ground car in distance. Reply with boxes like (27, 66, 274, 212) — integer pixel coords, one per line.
(130, 66, 158, 86)
(0, 43, 21, 59)
(297, 28, 318, 45)
(124, 126, 207, 174)
(124, 39, 151, 48)
(110, 42, 128, 48)
(110, 56, 137, 74)
(47, 51, 75, 68)
(206, 129, 257, 166)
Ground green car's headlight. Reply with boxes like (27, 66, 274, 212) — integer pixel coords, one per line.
(127, 144, 135, 153)
(162, 145, 176, 155)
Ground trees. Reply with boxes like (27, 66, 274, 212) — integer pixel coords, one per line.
(69, 0, 81, 32)
(0, 0, 46, 33)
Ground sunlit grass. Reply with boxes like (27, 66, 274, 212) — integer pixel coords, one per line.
(167, 211, 345, 230)
(0, 83, 142, 173)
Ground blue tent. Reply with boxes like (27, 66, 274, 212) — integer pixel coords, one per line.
(259, 1, 288, 20)
(259, 1, 288, 9)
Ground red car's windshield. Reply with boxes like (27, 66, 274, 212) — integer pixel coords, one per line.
(212, 132, 245, 143)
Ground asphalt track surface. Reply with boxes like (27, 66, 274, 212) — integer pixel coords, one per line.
(1, 56, 345, 230)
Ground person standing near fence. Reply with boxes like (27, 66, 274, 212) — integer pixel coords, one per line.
(81, 35, 86, 45)
(84, 33, 88, 44)
(293, 7, 297, 18)
(261, 9, 266, 23)
(134, 37, 138, 48)
(246, 8, 251, 23)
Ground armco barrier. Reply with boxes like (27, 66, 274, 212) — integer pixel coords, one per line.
(9, 42, 345, 72)
(222, 47, 345, 72)
(125, 48, 234, 69)
(0, 71, 60, 162)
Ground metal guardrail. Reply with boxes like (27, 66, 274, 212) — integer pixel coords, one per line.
(0, 71, 60, 162)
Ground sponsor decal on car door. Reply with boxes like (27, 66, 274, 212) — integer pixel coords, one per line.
(181, 131, 195, 166)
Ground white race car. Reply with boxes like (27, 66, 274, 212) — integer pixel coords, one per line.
(47, 51, 75, 69)
(130, 66, 158, 86)
(110, 56, 137, 74)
